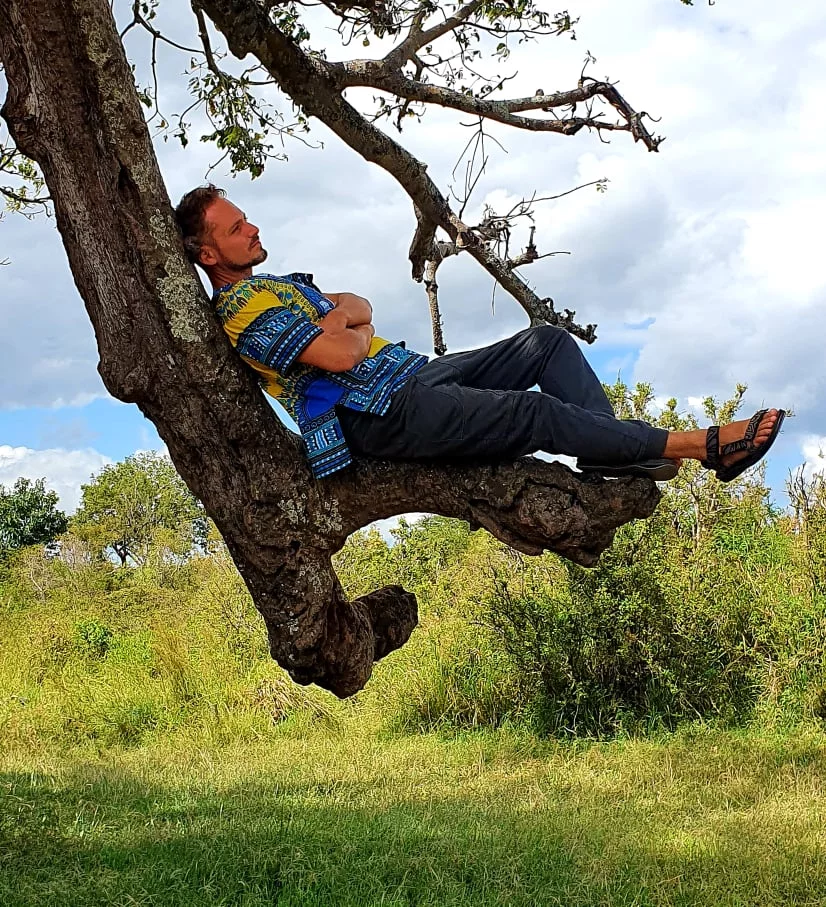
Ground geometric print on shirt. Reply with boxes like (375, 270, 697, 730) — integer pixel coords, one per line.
(213, 271, 428, 478)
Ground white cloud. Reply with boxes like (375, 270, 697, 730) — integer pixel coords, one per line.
(800, 436, 826, 479)
(1, 0, 825, 494)
(0, 446, 112, 513)
(0, 232, 107, 409)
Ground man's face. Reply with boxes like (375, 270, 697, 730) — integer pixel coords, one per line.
(199, 197, 267, 273)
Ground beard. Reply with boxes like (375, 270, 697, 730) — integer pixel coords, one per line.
(248, 245, 268, 267)
(228, 245, 267, 272)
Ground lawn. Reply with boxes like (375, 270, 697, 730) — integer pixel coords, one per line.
(2, 724, 825, 906)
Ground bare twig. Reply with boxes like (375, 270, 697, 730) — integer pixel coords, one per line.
(0, 183, 51, 208)
(424, 258, 446, 355)
(122, 0, 202, 54)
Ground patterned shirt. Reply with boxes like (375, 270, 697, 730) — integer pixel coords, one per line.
(214, 272, 428, 478)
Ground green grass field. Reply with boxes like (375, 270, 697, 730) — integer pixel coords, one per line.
(3, 723, 826, 907)
(3, 499, 826, 906)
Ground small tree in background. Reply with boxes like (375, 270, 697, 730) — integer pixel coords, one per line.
(72, 452, 208, 566)
(0, 477, 67, 559)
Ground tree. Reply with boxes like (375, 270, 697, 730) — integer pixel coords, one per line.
(72, 452, 208, 566)
(0, 477, 68, 557)
(0, 0, 671, 696)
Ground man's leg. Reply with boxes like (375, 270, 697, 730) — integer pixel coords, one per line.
(431, 325, 614, 416)
(339, 372, 667, 466)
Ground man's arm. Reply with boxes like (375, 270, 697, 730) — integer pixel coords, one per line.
(297, 308, 375, 372)
(226, 286, 374, 376)
(324, 292, 373, 327)
(295, 292, 374, 372)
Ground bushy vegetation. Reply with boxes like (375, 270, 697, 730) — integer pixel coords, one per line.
(1, 389, 826, 755)
(2, 389, 826, 906)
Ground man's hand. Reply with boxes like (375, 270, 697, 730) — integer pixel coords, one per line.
(324, 292, 373, 327)
(352, 322, 375, 346)
(297, 301, 375, 372)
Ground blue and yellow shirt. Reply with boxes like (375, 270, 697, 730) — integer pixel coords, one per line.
(214, 272, 428, 478)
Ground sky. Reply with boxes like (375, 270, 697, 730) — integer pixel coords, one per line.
(1, 0, 825, 512)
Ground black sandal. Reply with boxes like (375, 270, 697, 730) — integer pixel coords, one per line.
(702, 409, 786, 483)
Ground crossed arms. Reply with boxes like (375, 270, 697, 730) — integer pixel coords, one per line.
(297, 292, 375, 372)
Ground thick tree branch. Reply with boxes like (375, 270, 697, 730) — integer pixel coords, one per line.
(408, 202, 437, 282)
(330, 457, 660, 559)
(334, 64, 663, 148)
(385, 0, 486, 67)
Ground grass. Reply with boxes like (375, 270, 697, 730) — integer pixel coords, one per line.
(2, 723, 826, 906)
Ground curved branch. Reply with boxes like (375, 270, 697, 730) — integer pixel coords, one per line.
(331, 448, 662, 559)
(334, 65, 663, 149)
(198, 0, 600, 339)
(408, 202, 437, 281)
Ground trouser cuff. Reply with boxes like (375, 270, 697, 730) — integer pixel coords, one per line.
(645, 427, 670, 460)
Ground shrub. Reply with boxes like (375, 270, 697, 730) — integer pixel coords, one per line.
(73, 619, 114, 659)
(388, 625, 526, 732)
(483, 522, 767, 737)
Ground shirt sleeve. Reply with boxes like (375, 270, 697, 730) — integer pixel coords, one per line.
(235, 307, 323, 374)
(286, 272, 334, 315)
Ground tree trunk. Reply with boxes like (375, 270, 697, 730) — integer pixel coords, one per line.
(0, 0, 660, 697)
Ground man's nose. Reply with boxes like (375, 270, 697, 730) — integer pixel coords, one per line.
(246, 221, 259, 237)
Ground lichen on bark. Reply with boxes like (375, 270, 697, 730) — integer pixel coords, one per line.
(149, 210, 209, 344)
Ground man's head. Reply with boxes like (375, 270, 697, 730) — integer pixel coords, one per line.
(174, 185, 267, 286)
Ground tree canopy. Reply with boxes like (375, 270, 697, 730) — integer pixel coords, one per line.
(0, 477, 68, 557)
(72, 452, 208, 566)
(0, 0, 701, 695)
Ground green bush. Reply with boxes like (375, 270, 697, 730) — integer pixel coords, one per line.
(482, 519, 770, 737)
(73, 618, 114, 658)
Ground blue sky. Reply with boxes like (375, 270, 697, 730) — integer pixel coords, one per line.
(1, 0, 825, 512)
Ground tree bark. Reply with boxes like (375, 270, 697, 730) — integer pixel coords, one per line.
(0, 0, 661, 697)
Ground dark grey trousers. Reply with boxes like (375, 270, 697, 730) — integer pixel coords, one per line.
(338, 326, 668, 466)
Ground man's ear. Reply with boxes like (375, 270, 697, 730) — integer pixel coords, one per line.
(199, 244, 218, 267)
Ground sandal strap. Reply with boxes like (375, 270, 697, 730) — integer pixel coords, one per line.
(744, 409, 767, 443)
(702, 425, 721, 469)
(719, 409, 768, 458)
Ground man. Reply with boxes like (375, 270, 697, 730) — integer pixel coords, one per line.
(174, 185, 784, 483)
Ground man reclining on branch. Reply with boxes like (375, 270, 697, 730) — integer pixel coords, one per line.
(175, 186, 785, 484)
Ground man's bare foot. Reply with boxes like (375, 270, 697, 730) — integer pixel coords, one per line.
(715, 410, 780, 469)
(663, 409, 784, 475)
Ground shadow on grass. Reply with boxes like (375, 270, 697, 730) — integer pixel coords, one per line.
(2, 737, 826, 907)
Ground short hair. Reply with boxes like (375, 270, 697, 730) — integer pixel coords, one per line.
(174, 184, 226, 264)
